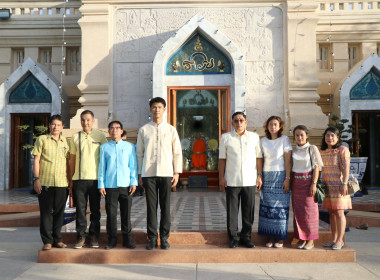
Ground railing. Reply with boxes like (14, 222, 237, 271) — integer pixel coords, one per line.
(0, 1, 81, 17)
(318, 0, 380, 13)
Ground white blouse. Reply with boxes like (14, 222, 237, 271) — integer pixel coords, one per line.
(261, 135, 292, 172)
(292, 143, 324, 173)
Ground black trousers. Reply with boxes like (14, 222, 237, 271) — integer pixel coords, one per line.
(73, 180, 101, 239)
(104, 187, 133, 244)
(38, 186, 68, 244)
(226, 186, 255, 241)
(143, 177, 172, 241)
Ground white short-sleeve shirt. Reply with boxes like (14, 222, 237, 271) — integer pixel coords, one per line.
(219, 130, 262, 187)
(261, 135, 292, 172)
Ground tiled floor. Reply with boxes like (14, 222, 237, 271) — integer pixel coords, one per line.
(4, 187, 367, 232)
(1, 188, 379, 232)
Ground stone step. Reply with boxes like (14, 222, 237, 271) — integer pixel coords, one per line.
(346, 210, 380, 227)
(59, 230, 334, 245)
(38, 231, 355, 263)
(352, 202, 380, 212)
(0, 211, 40, 227)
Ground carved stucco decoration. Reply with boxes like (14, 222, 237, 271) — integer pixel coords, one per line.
(114, 7, 284, 127)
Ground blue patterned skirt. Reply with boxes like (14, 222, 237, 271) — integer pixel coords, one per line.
(258, 171, 290, 240)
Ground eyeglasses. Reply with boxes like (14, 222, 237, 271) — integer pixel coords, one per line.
(233, 119, 245, 124)
(109, 127, 121, 130)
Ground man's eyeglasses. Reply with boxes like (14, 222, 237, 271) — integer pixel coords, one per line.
(233, 119, 245, 124)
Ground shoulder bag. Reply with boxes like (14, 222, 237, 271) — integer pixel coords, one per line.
(337, 152, 360, 195)
(309, 147, 326, 203)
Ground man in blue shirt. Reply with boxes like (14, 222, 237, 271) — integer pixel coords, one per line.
(98, 121, 137, 249)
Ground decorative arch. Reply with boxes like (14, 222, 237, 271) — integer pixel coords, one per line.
(0, 57, 62, 190)
(166, 32, 232, 75)
(9, 73, 52, 103)
(340, 53, 380, 134)
(153, 13, 245, 114)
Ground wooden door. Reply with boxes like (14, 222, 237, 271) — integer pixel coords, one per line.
(10, 114, 49, 189)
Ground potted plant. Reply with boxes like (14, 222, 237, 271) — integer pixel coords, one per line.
(329, 115, 368, 194)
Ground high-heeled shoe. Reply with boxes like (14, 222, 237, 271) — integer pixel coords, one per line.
(323, 242, 335, 247)
(332, 242, 344, 250)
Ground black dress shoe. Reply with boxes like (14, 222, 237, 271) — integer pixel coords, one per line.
(240, 239, 255, 248)
(123, 240, 136, 249)
(146, 239, 158, 250)
(160, 239, 170, 250)
(104, 243, 116, 250)
(230, 240, 239, 248)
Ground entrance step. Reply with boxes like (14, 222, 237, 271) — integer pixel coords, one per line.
(352, 202, 380, 212)
(38, 231, 355, 263)
(346, 210, 380, 228)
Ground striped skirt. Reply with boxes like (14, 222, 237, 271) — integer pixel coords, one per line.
(291, 172, 319, 241)
(258, 171, 290, 240)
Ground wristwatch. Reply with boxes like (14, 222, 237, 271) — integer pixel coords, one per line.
(257, 172, 263, 176)
(312, 180, 317, 184)
(33, 177, 39, 182)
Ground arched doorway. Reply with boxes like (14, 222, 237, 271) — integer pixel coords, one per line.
(152, 15, 244, 188)
(340, 54, 380, 186)
(0, 58, 62, 190)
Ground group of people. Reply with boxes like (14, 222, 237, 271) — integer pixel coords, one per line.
(32, 97, 351, 252)
(219, 113, 351, 250)
(32, 97, 182, 251)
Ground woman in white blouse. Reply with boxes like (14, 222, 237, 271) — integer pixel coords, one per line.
(291, 125, 323, 250)
(258, 116, 292, 248)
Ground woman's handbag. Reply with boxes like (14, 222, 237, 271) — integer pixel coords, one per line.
(315, 181, 326, 203)
(337, 152, 360, 195)
(347, 174, 360, 195)
(308, 147, 326, 203)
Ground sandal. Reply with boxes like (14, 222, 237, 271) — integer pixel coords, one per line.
(274, 241, 283, 248)
(265, 242, 273, 248)
(297, 241, 306, 249)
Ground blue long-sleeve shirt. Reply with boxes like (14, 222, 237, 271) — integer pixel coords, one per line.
(98, 140, 138, 189)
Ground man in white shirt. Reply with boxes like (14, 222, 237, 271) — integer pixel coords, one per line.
(219, 112, 263, 248)
(136, 97, 182, 250)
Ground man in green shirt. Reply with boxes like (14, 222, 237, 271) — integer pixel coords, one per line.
(69, 110, 107, 249)
(32, 114, 70, 251)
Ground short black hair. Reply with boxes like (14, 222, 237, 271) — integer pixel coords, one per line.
(149, 97, 166, 108)
(232, 111, 246, 120)
(108, 120, 123, 130)
(49, 114, 63, 125)
(121, 130, 127, 138)
(293, 125, 309, 137)
(80, 110, 94, 118)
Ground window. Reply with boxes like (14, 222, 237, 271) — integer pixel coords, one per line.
(348, 3, 353, 9)
(348, 44, 361, 70)
(66, 47, 81, 75)
(38, 48, 52, 70)
(339, 3, 344, 10)
(358, 2, 363, 9)
(12, 48, 24, 71)
(319, 45, 333, 71)
(320, 3, 325, 10)
(368, 2, 373, 9)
